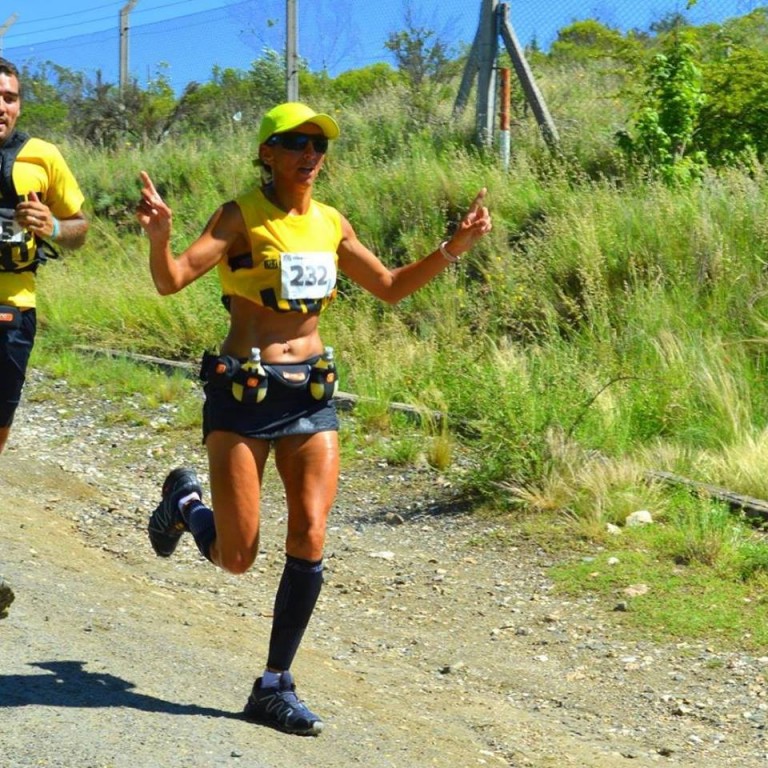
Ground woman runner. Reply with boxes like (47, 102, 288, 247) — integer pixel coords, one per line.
(135, 101, 492, 735)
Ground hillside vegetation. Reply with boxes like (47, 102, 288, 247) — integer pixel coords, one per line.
(17, 7, 768, 640)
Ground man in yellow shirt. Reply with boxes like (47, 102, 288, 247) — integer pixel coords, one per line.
(0, 57, 89, 455)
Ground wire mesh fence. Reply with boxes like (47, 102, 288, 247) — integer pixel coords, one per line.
(3, 0, 760, 94)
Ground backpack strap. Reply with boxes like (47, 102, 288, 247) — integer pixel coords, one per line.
(0, 130, 30, 205)
(0, 130, 60, 272)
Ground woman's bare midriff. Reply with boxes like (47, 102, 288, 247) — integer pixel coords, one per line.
(220, 295, 325, 362)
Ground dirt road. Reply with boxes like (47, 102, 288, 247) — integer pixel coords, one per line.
(1, 370, 767, 767)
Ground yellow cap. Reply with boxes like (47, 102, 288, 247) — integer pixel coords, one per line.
(258, 102, 340, 144)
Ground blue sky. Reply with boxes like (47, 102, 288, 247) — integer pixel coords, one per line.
(2, 0, 763, 90)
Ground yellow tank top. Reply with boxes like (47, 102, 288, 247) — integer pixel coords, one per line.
(221, 187, 342, 314)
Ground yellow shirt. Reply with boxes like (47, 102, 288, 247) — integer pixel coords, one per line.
(221, 187, 342, 314)
(0, 136, 86, 308)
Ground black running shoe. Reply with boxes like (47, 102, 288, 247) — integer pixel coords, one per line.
(147, 467, 202, 557)
(243, 672, 324, 736)
(0, 579, 14, 618)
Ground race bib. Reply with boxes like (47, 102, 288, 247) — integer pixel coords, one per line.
(280, 251, 337, 300)
(0, 209, 26, 244)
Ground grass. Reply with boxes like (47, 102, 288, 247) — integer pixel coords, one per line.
(25, 81, 768, 652)
(31, 341, 202, 432)
(549, 506, 768, 650)
(30, 335, 768, 651)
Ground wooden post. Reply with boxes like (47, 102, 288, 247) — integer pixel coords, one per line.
(499, 67, 511, 169)
(454, 0, 497, 146)
(497, 2, 559, 147)
(475, 0, 498, 146)
(455, 1, 557, 151)
(453, 30, 480, 117)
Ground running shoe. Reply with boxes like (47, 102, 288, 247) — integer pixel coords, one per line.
(147, 467, 202, 557)
(243, 671, 324, 736)
(0, 578, 15, 618)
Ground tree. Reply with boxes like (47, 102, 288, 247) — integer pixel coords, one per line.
(172, 50, 286, 136)
(617, 34, 706, 183)
(385, 22, 450, 88)
(549, 20, 637, 63)
(17, 62, 70, 137)
(697, 46, 768, 165)
(327, 63, 399, 104)
(384, 8, 457, 122)
(650, 13, 690, 36)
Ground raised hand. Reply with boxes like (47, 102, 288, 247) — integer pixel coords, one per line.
(448, 188, 493, 257)
(136, 171, 172, 239)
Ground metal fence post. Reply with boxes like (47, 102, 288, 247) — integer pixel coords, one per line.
(119, 1, 138, 93)
(286, 0, 299, 101)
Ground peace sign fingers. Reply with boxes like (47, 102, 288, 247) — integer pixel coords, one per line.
(136, 171, 172, 233)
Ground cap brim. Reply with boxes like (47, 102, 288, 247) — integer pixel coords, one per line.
(302, 114, 340, 140)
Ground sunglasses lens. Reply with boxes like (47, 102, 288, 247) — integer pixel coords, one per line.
(272, 133, 328, 154)
(280, 133, 310, 151)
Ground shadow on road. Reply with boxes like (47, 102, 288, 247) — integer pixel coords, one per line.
(0, 660, 240, 719)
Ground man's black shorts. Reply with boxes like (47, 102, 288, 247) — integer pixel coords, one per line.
(0, 308, 36, 427)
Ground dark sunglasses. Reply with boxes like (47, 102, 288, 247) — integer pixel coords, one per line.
(266, 132, 329, 154)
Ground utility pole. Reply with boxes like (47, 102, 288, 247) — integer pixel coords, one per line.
(0, 14, 18, 57)
(286, 0, 299, 101)
(119, 0, 138, 93)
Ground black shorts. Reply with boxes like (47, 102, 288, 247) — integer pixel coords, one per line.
(201, 354, 339, 442)
(0, 308, 36, 427)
